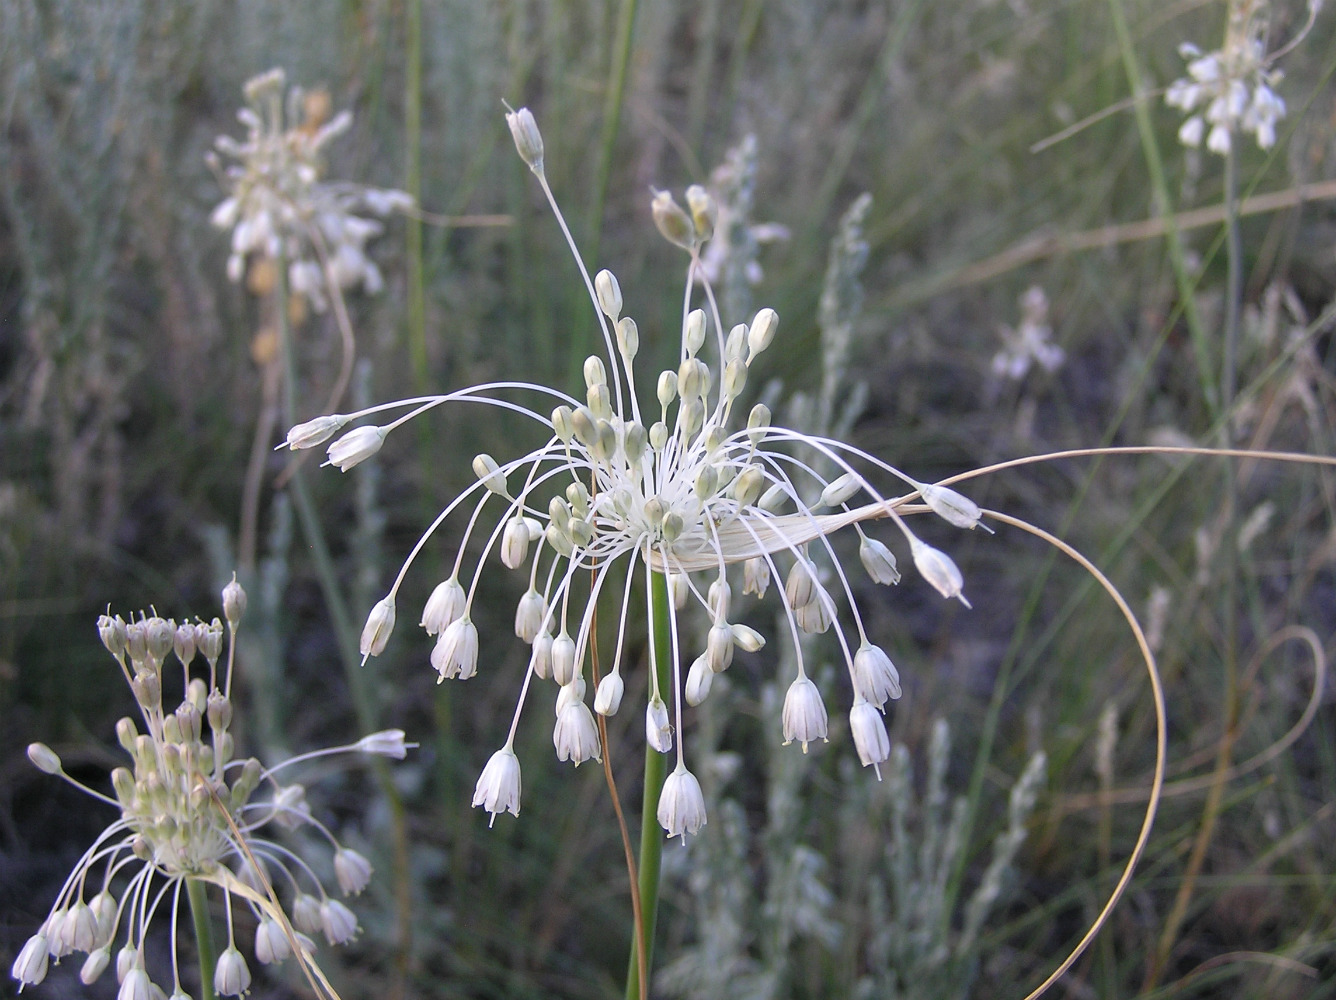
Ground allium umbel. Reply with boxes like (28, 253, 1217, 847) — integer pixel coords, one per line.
(11, 580, 413, 997)
(209, 67, 413, 306)
(285, 107, 982, 838)
(1164, 1, 1318, 155)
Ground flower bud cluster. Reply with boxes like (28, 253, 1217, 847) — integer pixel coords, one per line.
(209, 67, 413, 309)
(298, 106, 982, 841)
(13, 580, 411, 997)
(1163, 2, 1315, 156)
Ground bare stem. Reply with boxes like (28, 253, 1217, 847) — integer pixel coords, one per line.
(625, 571, 671, 1000)
(186, 878, 218, 1000)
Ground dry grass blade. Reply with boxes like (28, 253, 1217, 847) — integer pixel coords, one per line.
(981, 509, 1166, 1000)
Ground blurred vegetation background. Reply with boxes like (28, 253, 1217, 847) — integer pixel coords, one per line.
(3, 0, 1335, 997)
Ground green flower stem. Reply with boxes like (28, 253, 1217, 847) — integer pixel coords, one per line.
(186, 878, 218, 1000)
(405, 0, 428, 392)
(625, 570, 672, 1000)
(1108, 0, 1217, 417)
(274, 261, 365, 697)
(274, 259, 414, 998)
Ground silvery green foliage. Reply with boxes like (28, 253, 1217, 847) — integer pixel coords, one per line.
(817, 192, 873, 429)
(0, 0, 217, 546)
(851, 721, 1047, 1000)
(658, 664, 842, 1000)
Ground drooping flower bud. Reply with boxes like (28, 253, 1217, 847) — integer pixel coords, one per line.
(359, 597, 396, 660)
(820, 471, 864, 508)
(685, 654, 713, 706)
(472, 454, 509, 496)
(594, 670, 625, 716)
(918, 482, 983, 529)
(782, 675, 828, 752)
(284, 413, 348, 451)
(326, 425, 387, 472)
(421, 577, 466, 635)
(551, 632, 578, 687)
(501, 517, 532, 570)
(850, 698, 891, 774)
(645, 696, 673, 752)
(859, 535, 901, 585)
(910, 537, 970, 606)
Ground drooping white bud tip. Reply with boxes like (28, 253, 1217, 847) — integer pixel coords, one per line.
(910, 537, 970, 607)
(325, 425, 387, 472)
(919, 482, 983, 529)
(359, 597, 396, 660)
(355, 729, 416, 759)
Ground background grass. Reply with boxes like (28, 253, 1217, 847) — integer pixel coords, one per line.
(2, 1, 1335, 997)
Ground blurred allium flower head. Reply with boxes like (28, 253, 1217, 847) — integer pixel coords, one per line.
(1165, 0, 1319, 154)
(11, 578, 411, 998)
(696, 134, 791, 290)
(286, 106, 981, 841)
(993, 285, 1063, 380)
(208, 67, 413, 310)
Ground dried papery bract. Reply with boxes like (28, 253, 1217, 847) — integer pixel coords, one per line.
(11, 579, 414, 999)
(287, 105, 982, 839)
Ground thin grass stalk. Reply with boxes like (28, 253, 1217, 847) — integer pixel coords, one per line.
(239, 355, 282, 574)
(1146, 136, 1248, 989)
(275, 261, 363, 683)
(587, 0, 637, 267)
(186, 877, 218, 1000)
(943, 280, 1312, 913)
(809, 0, 925, 231)
(274, 259, 413, 1000)
(625, 570, 671, 1000)
(946, 434, 1336, 919)
(574, 0, 637, 384)
(405, 0, 427, 391)
(1108, 0, 1217, 416)
(587, 575, 647, 1000)
(980, 509, 1165, 1000)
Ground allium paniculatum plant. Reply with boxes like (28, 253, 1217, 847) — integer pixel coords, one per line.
(12, 579, 411, 999)
(284, 107, 982, 841)
(208, 67, 413, 310)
